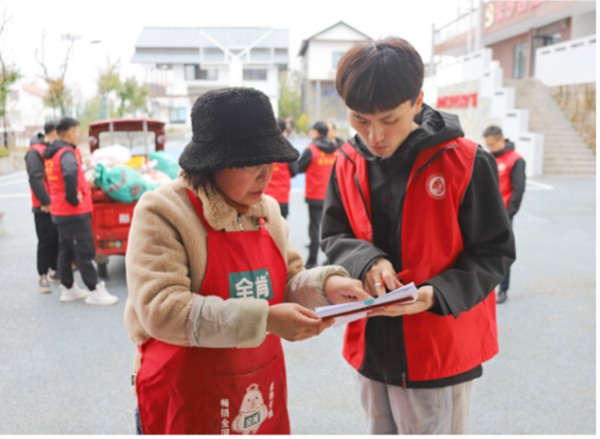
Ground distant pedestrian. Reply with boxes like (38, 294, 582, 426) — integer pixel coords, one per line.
(327, 121, 345, 148)
(264, 118, 297, 218)
(295, 121, 339, 268)
(483, 125, 526, 304)
(44, 117, 118, 305)
(25, 120, 60, 293)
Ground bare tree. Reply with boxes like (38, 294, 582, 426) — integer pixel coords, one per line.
(35, 31, 77, 117)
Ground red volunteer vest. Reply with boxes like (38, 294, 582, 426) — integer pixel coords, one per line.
(45, 146, 92, 217)
(135, 190, 290, 434)
(264, 162, 291, 204)
(28, 143, 49, 208)
(305, 143, 338, 201)
(495, 149, 522, 208)
(335, 139, 498, 381)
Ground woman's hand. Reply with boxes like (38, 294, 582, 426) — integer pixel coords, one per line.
(364, 258, 402, 297)
(324, 275, 371, 304)
(266, 303, 333, 342)
(366, 285, 435, 317)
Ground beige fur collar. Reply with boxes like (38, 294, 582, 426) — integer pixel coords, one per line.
(188, 181, 270, 230)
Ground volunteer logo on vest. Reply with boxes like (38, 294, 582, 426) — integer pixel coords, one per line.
(232, 383, 272, 434)
(498, 162, 507, 172)
(426, 174, 446, 199)
(229, 269, 273, 299)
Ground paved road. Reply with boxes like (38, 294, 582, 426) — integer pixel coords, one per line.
(0, 171, 595, 434)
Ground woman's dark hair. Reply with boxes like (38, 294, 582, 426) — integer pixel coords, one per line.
(336, 37, 424, 114)
(181, 169, 218, 194)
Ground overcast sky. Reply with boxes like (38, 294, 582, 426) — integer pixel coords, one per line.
(1, 0, 471, 100)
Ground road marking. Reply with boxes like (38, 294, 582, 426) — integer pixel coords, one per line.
(527, 180, 554, 190)
(0, 178, 27, 188)
(0, 171, 26, 182)
(0, 193, 29, 199)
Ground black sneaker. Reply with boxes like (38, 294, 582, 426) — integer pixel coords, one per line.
(496, 289, 508, 304)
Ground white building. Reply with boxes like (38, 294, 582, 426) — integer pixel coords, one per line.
(297, 21, 371, 134)
(131, 27, 290, 134)
(1, 78, 54, 148)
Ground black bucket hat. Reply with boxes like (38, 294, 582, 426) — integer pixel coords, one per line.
(179, 87, 299, 172)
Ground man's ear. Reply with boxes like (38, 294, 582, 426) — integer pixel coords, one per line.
(414, 91, 424, 112)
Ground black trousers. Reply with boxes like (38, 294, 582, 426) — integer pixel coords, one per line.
(278, 203, 289, 219)
(56, 218, 98, 290)
(33, 212, 59, 276)
(307, 204, 323, 265)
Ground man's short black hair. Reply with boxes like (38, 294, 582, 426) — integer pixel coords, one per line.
(43, 120, 57, 135)
(312, 121, 329, 137)
(336, 37, 424, 114)
(483, 125, 504, 139)
(277, 117, 286, 134)
(55, 117, 80, 135)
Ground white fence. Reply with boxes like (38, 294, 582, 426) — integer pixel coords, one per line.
(535, 35, 596, 86)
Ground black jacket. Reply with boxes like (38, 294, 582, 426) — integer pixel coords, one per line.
(294, 136, 338, 206)
(25, 142, 51, 213)
(321, 104, 515, 388)
(44, 140, 90, 224)
(494, 140, 526, 219)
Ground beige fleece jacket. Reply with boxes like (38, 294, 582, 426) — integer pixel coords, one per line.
(124, 177, 348, 354)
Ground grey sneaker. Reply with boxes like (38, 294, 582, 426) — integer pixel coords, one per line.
(85, 281, 118, 306)
(38, 275, 51, 294)
(59, 283, 89, 302)
(48, 269, 60, 284)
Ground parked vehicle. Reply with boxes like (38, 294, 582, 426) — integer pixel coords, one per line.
(88, 119, 166, 277)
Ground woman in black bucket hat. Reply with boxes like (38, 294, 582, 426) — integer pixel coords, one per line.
(124, 87, 370, 434)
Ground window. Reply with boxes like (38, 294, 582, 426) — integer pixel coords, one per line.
(243, 68, 268, 81)
(513, 43, 527, 79)
(184, 64, 219, 81)
(169, 107, 186, 124)
(184, 64, 198, 80)
(332, 51, 344, 69)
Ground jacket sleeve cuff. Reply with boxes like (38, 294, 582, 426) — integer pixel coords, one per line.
(186, 295, 269, 348)
(287, 265, 349, 310)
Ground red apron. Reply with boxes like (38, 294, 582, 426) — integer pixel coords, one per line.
(136, 190, 290, 434)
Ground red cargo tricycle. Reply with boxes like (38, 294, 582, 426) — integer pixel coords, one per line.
(88, 119, 166, 278)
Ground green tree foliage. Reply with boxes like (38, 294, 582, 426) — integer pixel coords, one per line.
(0, 11, 19, 149)
(116, 77, 149, 117)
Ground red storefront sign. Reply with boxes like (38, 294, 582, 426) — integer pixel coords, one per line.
(436, 93, 478, 109)
(484, 0, 543, 30)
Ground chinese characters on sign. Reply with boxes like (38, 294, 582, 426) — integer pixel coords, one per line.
(436, 93, 478, 109)
(485, 0, 543, 30)
(229, 269, 274, 299)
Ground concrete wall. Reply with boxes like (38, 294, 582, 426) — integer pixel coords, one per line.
(436, 80, 501, 144)
(571, 10, 596, 39)
(549, 82, 596, 152)
(535, 35, 596, 86)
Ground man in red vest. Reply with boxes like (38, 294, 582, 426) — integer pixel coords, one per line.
(44, 117, 118, 306)
(25, 120, 59, 293)
(296, 121, 338, 268)
(264, 118, 297, 218)
(483, 125, 526, 304)
(320, 37, 515, 434)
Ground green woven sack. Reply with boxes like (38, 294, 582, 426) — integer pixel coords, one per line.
(95, 163, 158, 202)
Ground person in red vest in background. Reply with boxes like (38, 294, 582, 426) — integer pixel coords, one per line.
(25, 120, 60, 293)
(264, 118, 297, 218)
(320, 37, 515, 434)
(44, 117, 118, 306)
(296, 121, 339, 269)
(483, 125, 526, 304)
